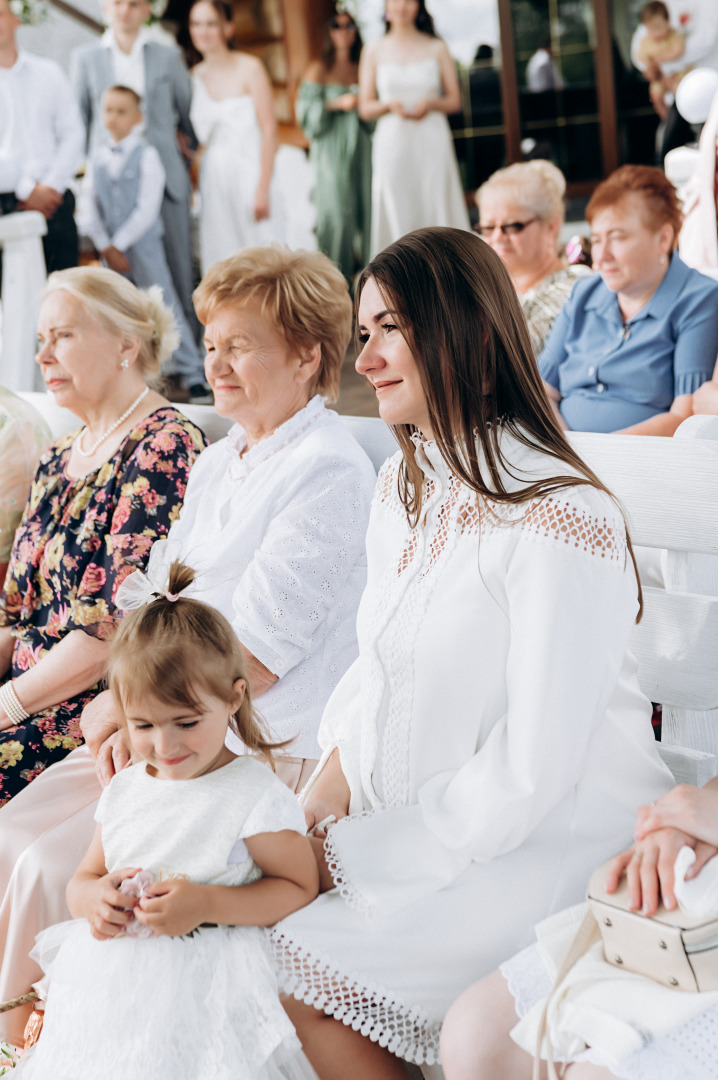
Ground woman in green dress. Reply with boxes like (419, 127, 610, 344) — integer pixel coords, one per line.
(297, 12, 372, 285)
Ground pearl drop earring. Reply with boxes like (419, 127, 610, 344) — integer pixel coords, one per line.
(120, 358, 129, 369)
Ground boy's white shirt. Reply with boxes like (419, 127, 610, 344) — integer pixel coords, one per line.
(78, 128, 166, 253)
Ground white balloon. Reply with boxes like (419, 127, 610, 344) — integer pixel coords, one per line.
(675, 68, 718, 125)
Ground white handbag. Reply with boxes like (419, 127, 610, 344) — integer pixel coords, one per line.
(533, 855, 718, 1079)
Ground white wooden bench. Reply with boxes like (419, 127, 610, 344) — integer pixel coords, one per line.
(570, 418, 718, 785)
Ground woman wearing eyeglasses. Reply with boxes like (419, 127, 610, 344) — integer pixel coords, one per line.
(476, 160, 592, 357)
(536, 165, 718, 435)
(297, 13, 373, 284)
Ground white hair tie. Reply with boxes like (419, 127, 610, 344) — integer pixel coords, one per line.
(115, 538, 177, 611)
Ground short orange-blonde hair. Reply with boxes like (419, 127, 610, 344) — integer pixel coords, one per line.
(193, 246, 352, 402)
(586, 165, 683, 247)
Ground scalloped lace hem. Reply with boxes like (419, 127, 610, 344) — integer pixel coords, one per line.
(269, 930, 441, 1066)
(500, 942, 552, 1020)
(323, 825, 373, 920)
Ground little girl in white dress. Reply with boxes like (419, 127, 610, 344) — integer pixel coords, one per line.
(16, 552, 319, 1080)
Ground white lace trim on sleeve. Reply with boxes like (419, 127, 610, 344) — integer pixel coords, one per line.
(323, 816, 373, 919)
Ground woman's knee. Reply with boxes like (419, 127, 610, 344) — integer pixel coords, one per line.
(282, 994, 325, 1032)
(441, 970, 528, 1080)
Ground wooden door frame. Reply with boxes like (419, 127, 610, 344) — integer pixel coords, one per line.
(497, 0, 619, 180)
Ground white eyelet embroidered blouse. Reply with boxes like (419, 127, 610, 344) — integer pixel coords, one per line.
(165, 395, 378, 759)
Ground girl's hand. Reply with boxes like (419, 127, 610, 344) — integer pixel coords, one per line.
(635, 784, 718, 851)
(254, 187, 271, 222)
(136, 878, 209, 937)
(80, 868, 142, 940)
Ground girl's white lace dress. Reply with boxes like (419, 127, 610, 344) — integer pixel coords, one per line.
(17, 758, 317, 1080)
(270, 430, 673, 1066)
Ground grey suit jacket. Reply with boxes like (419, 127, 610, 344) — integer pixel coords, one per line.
(71, 39, 196, 203)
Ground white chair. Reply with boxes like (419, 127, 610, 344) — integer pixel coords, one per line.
(0, 212, 47, 393)
(571, 416, 718, 784)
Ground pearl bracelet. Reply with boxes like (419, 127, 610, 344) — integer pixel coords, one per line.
(0, 681, 30, 725)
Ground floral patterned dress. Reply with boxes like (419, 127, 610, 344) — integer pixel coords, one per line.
(0, 408, 206, 806)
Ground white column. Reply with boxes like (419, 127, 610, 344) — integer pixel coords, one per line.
(0, 211, 47, 392)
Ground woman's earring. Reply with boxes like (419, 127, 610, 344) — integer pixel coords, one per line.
(120, 358, 129, 369)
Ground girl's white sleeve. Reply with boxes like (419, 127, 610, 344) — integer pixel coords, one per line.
(323, 493, 642, 917)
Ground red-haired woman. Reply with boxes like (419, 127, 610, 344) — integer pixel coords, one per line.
(538, 165, 718, 435)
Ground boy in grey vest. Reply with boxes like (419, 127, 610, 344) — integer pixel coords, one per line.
(79, 85, 209, 402)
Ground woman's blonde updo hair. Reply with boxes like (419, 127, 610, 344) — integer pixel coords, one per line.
(477, 159, 567, 225)
(193, 246, 352, 403)
(44, 267, 180, 379)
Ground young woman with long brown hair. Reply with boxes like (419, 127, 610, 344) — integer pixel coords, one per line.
(270, 227, 672, 1080)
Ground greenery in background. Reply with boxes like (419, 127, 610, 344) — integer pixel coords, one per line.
(0, 1043, 17, 1075)
(8, 0, 48, 25)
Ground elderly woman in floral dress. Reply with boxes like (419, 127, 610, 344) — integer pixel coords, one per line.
(0, 267, 205, 806)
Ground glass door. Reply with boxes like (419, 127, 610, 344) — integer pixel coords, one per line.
(510, 0, 604, 182)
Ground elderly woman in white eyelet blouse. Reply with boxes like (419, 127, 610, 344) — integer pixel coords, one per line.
(0, 246, 377, 1049)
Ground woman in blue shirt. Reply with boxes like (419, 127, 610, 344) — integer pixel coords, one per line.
(539, 165, 718, 435)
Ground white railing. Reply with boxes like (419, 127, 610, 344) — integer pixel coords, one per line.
(0, 212, 47, 393)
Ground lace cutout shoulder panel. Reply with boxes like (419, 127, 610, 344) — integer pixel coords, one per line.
(458, 486, 627, 565)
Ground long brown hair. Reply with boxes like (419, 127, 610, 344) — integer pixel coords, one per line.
(108, 561, 289, 766)
(357, 227, 643, 617)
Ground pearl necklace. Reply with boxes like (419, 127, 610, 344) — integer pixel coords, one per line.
(76, 386, 150, 457)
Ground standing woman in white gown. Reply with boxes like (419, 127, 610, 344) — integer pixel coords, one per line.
(359, 0, 470, 255)
(188, 0, 314, 272)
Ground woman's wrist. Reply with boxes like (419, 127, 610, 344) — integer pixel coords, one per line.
(307, 748, 350, 812)
(0, 680, 30, 726)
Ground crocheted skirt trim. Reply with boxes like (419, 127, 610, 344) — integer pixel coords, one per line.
(269, 928, 441, 1066)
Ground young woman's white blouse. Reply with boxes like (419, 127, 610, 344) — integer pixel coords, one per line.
(271, 429, 673, 1064)
(165, 395, 377, 758)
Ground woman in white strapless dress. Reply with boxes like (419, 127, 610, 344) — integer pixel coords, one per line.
(188, 0, 315, 272)
(359, 0, 470, 255)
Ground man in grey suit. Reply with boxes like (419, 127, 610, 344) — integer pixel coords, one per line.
(72, 0, 205, 393)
